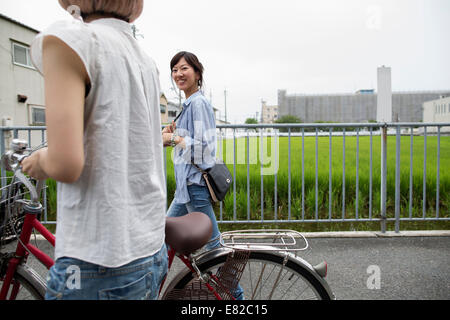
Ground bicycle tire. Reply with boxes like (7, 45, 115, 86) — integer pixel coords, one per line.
(163, 249, 333, 300)
(1, 264, 46, 300)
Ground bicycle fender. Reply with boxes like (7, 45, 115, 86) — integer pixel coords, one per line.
(271, 249, 336, 300)
(16, 264, 47, 299)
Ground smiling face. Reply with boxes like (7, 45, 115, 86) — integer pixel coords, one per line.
(171, 57, 200, 99)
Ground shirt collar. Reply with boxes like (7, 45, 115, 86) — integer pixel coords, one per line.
(89, 18, 133, 35)
(183, 91, 202, 108)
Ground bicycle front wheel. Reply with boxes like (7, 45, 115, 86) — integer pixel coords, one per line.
(0, 264, 46, 300)
(163, 249, 333, 300)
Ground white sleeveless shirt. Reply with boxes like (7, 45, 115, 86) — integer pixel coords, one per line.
(31, 18, 166, 267)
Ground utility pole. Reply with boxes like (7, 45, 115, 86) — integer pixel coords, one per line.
(224, 89, 228, 124)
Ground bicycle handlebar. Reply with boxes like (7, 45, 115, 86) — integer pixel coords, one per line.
(1, 139, 45, 206)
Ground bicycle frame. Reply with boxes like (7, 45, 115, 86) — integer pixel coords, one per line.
(1, 218, 330, 300)
(1, 211, 228, 300)
(0, 209, 55, 300)
(1, 211, 224, 300)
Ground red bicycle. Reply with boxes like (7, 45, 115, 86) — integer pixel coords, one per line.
(1, 139, 334, 300)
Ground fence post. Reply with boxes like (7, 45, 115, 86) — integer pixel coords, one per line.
(380, 125, 388, 233)
(1, 129, 5, 197)
(395, 126, 401, 233)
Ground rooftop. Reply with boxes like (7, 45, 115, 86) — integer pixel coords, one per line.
(0, 12, 40, 33)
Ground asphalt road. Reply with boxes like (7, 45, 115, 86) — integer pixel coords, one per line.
(5, 233, 450, 300)
(304, 236, 450, 300)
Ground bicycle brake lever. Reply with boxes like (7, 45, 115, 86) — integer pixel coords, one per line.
(0, 152, 28, 172)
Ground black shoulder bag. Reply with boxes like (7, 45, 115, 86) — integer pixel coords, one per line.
(191, 159, 233, 203)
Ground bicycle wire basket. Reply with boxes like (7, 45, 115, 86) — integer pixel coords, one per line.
(0, 175, 28, 246)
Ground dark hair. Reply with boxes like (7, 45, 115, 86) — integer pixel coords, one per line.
(170, 51, 204, 89)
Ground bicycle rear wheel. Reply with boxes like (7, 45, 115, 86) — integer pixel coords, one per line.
(163, 250, 333, 300)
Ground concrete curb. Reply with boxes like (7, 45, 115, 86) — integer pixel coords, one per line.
(301, 230, 450, 238)
(32, 230, 450, 242)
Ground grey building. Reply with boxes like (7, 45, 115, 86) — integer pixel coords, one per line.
(278, 89, 450, 123)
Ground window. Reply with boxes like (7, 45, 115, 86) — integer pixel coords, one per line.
(28, 105, 46, 125)
(160, 104, 166, 113)
(12, 42, 34, 68)
(168, 111, 177, 118)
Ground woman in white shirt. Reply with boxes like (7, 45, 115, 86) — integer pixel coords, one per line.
(21, 0, 167, 300)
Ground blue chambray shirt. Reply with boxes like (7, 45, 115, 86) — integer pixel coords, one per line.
(173, 91, 217, 204)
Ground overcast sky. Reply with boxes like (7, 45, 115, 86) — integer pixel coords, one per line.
(1, 0, 449, 123)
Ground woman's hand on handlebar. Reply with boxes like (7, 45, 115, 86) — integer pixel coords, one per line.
(21, 148, 50, 181)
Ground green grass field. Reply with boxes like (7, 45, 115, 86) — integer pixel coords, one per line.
(41, 134, 449, 232)
(164, 134, 450, 231)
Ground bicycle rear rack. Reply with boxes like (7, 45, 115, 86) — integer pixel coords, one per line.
(220, 229, 309, 252)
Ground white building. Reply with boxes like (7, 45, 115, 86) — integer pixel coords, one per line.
(0, 13, 45, 150)
(166, 101, 182, 124)
(423, 96, 450, 132)
(0, 14, 44, 127)
(261, 100, 278, 124)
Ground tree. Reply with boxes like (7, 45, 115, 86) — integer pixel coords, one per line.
(274, 115, 303, 132)
(245, 118, 258, 124)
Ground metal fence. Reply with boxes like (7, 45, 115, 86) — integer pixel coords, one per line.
(209, 123, 450, 233)
(1, 126, 48, 221)
(2, 123, 450, 233)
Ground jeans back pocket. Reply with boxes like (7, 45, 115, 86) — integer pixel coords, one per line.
(99, 271, 153, 300)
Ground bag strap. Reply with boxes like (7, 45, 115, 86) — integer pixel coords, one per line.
(190, 161, 219, 203)
(173, 107, 184, 123)
(202, 174, 219, 203)
(191, 162, 207, 174)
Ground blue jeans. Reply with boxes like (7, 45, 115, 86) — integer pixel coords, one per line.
(167, 184, 221, 250)
(45, 245, 168, 300)
(167, 184, 244, 300)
